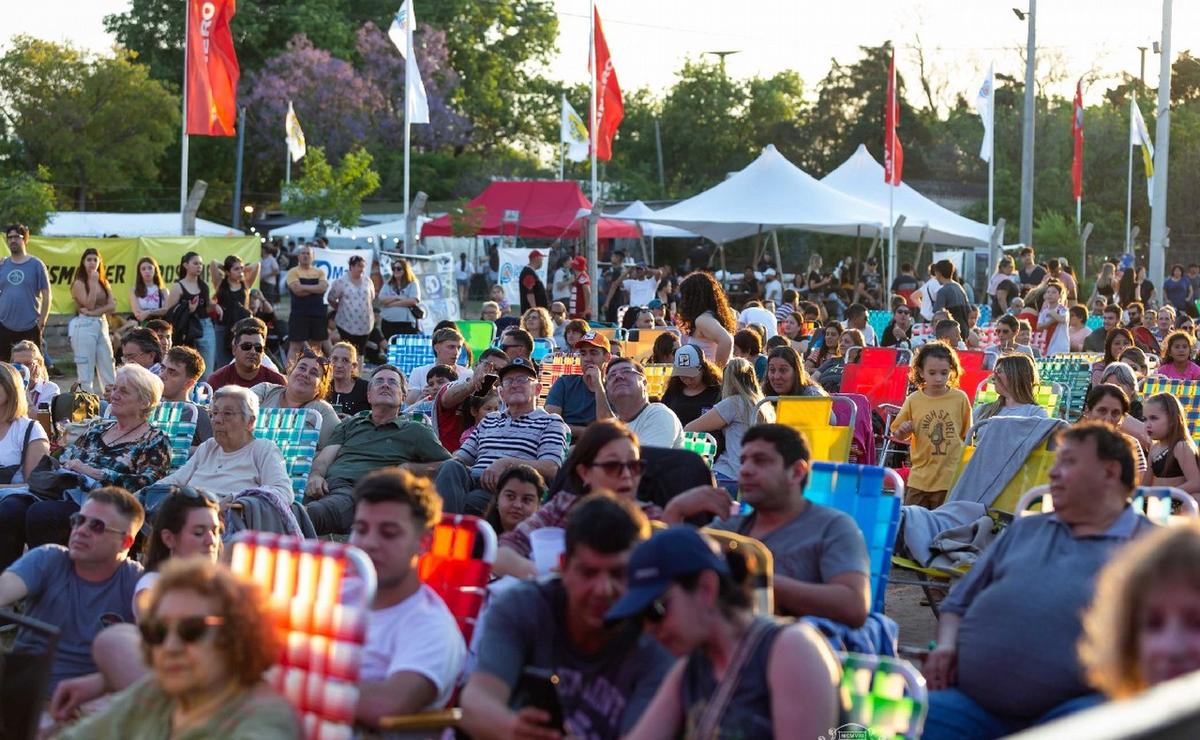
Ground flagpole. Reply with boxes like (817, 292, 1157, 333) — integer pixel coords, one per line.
(559, 93, 566, 181)
(179, 0, 190, 235)
(1126, 99, 1135, 254)
(588, 0, 599, 320)
(403, 13, 413, 254)
(286, 152, 291, 186)
(1076, 197, 1081, 235)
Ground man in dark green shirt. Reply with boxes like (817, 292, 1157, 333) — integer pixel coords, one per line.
(304, 364, 450, 534)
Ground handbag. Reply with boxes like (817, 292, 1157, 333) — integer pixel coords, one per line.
(26, 455, 82, 501)
(0, 421, 35, 484)
(410, 302, 426, 320)
(50, 383, 100, 427)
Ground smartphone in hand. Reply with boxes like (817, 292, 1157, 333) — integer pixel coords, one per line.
(520, 667, 566, 732)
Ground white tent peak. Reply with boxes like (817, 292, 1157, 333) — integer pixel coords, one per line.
(609, 201, 696, 239)
(821, 144, 992, 248)
(644, 145, 889, 244)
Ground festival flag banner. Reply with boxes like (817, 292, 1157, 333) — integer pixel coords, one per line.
(285, 101, 307, 162)
(561, 95, 590, 163)
(1072, 80, 1084, 200)
(407, 253, 459, 333)
(185, 0, 240, 136)
(1130, 99, 1155, 206)
(389, 0, 430, 125)
(974, 63, 994, 162)
(884, 49, 903, 185)
(592, 6, 624, 161)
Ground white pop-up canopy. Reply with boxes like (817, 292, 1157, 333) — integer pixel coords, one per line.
(644, 145, 890, 244)
(41, 212, 240, 237)
(608, 201, 697, 239)
(821, 144, 992, 248)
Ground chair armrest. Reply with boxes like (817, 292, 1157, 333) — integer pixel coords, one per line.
(377, 708, 462, 731)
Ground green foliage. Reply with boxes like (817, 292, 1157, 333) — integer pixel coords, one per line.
(282, 147, 381, 228)
(447, 200, 487, 238)
(0, 36, 179, 210)
(0, 166, 56, 233)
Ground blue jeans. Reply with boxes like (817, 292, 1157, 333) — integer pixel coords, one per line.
(195, 319, 216, 381)
(923, 688, 1104, 740)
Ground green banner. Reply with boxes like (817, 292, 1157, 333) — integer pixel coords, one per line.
(15, 236, 261, 314)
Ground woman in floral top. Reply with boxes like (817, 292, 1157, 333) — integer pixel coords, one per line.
(30, 364, 171, 547)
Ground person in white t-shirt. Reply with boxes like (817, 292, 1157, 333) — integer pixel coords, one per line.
(763, 268, 784, 305)
(351, 468, 468, 727)
(916, 265, 942, 322)
(737, 301, 778, 340)
(406, 327, 473, 405)
(551, 257, 573, 304)
(594, 357, 684, 448)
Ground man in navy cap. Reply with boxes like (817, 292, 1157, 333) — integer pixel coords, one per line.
(433, 356, 566, 515)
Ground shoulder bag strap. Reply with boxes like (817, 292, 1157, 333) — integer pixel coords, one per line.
(691, 619, 776, 740)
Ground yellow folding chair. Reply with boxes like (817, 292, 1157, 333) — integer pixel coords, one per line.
(643, 363, 672, 400)
(756, 396, 856, 463)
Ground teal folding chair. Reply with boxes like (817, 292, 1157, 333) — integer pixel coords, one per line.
(252, 408, 323, 503)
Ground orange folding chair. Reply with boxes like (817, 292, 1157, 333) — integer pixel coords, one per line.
(228, 533, 377, 740)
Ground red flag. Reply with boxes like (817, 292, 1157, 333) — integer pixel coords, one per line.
(592, 7, 624, 161)
(884, 48, 903, 185)
(185, 0, 240, 137)
(1072, 79, 1084, 200)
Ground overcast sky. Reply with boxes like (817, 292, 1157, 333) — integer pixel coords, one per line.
(6, 0, 1198, 108)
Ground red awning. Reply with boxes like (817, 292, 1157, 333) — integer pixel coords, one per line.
(421, 180, 641, 240)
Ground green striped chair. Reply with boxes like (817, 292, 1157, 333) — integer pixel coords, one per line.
(973, 380, 1064, 419)
(682, 431, 719, 468)
(1036, 358, 1092, 420)
(144, 402, 199, 472)
(252, 408, 323, 503)
(839, 652, 928, 740)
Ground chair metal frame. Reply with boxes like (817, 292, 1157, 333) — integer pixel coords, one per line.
(838, 651, 928, 740)
(1015, 484, 1200, 524)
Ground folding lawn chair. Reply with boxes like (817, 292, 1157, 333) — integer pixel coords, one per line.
(839, 652, 928, 740)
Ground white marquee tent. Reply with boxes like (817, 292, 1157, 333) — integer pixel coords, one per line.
(268, 217, 432, 249)
(608, 201, 697, 239)
(643, 145, 890, 244)
(821, 144, 992, 248)
(41, 212, 240, 237)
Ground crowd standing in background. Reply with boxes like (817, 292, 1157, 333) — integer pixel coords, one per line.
(9, 218, 1200, 738)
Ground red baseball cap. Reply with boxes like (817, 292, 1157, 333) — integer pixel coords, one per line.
(528, 250, 545, 259)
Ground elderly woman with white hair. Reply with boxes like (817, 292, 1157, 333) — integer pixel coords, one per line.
(156, 385, 291, 503)
(22, 363, 172, 552)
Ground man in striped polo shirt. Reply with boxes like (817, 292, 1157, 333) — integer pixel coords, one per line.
(434, 357, 568, 515)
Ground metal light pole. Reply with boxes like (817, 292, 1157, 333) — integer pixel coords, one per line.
(1149, 0, 1173, 292)
(1017, 2, 1037, 246)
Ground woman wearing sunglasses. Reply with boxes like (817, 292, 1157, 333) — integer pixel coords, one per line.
(59, 558, 298, 738)
(49, 487, 223, 724)
(611, 526, 840, 740)
(493, 420, 731, 578)
(251, 347, 340, 448)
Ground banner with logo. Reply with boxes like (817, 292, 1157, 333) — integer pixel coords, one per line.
(20, 236, 260, 314)
(310, 247, 374, 301)
(407, 252, 459, 333)
(498, 248, 548, 313)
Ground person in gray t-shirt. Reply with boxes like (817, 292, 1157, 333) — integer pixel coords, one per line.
(461, 494, 672, 740)
(713, 423, 871, 627)
(0, 490, 144, 695)
(0, 225, 51, 361)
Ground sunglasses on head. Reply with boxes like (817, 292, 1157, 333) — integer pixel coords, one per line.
(139, 615, 225, 646)
(238, 342, 264, 353)
(69, 512, 125, 537)
(299, 347, 330, 367)
(588, 460, 644, 477)
(173, 486, 219, 504)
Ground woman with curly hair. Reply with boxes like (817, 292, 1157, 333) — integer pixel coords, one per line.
(59, 558, 298, 738)
(1079, 523, 1200, 700)
(676, 272, 735, 366)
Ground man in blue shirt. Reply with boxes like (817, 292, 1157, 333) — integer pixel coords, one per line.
(0, 487, 144, 695)
(545, 331, 611, 438)
(0, 224, 51, 362)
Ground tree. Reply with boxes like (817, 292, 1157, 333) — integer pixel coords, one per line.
(282, 146, 381, 228)
(0, 37, 178, 209)
(0, 166, 56, 233)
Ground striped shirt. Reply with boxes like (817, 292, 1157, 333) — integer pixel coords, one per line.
(455, 408, 568, 476)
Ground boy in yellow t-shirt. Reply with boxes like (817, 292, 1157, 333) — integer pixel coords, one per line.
(891, 341, 972, 508)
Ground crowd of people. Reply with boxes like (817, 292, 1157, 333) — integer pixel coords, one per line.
(7, 217, 1200, 738)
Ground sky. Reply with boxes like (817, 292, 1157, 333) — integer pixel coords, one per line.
(5, 0, 1200, 109)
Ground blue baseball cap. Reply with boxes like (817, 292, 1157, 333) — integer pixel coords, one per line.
(605, 526, 728, 622)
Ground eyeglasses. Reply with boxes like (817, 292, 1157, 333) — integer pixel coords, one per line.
(69, 512, 126, 537)
(588, 459, 644, 477)
(500, 375, 536, 387)
(238, 342, 264, 353)
(607, 368, 644, 381)
(641, 596, 669, 624)
(139, 615, 225, 646)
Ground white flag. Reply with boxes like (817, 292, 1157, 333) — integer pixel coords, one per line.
(561, 95, 589, 162)
(285, 101, 306, 162)
(388, 1, 430, 125)
(974, 63, 994, 162)
(1130, 99, 1155, 205)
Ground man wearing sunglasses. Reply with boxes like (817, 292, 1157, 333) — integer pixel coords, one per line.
(595, 357, 684, 449)
(207, 317, 286, 391)
(0, 487, 144, 695)
(435, 357, 567, 516)
(461, 494, 672, 740)
(305, 364, 451, 536)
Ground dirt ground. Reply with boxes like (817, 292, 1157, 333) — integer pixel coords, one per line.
(886, 573, 940, 660)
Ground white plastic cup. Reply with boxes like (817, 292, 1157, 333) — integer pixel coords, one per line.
(529, 527, 566, 575)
